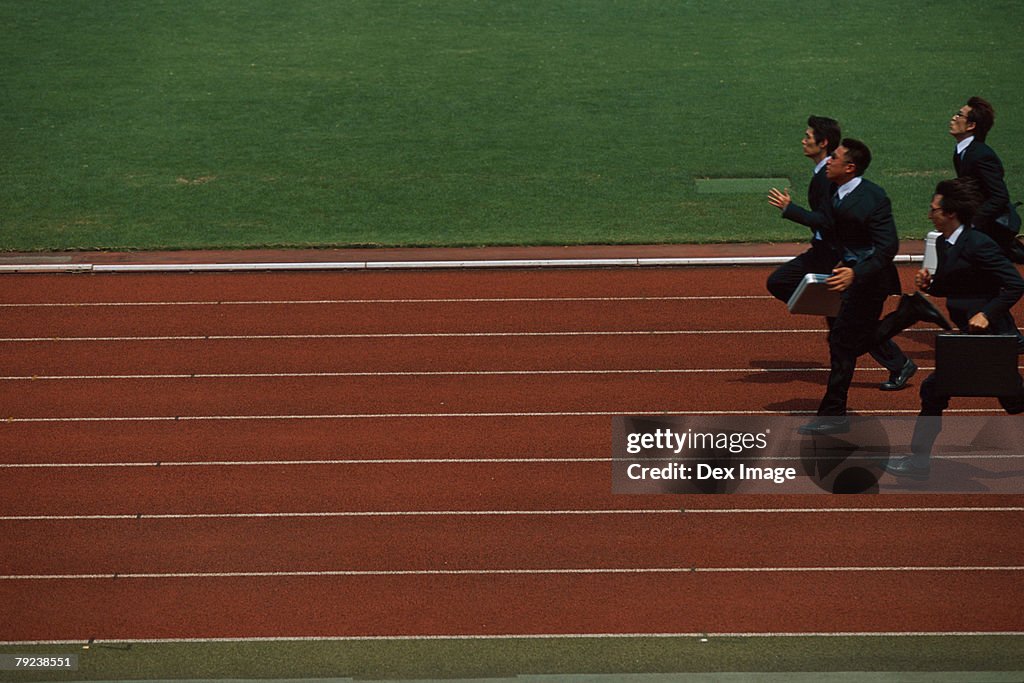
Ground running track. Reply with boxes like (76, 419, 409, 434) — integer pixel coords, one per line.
(1, 265, 1022, 643)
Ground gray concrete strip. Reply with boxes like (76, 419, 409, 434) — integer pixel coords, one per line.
(0, 241, 930, 273)
(0, 254, 925, 274)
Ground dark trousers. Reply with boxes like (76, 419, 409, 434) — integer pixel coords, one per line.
(909, 302, 1024, 455)
(768, 245, 907, 377)
(766, 242, 835, 303)
(975, 219, 1024, 336)
(975, 216, 1022, 259)
(909, 371, 1024, 456)
(817, 280, 901, 416)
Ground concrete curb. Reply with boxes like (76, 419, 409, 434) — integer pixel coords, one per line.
(0, 254, 925, 274)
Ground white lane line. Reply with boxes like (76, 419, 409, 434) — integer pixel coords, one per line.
(0, 329, 841, 342)
(2, 453, 1019, 469)
(4, 631, 1021, 645)
(2, 507, 1020, 522)
(0, 408, 1003, 423)
(3, 565, 1022, 581)
(0, 410, 788, 423)
(0, 253, 926, 273)
(0, 410, 780, 423)
(0, 367, 854, 380)
(0, 510, 683, 521)
(0, 457, 611, 468)
(681, 507, 1024, 513)
(18, 364, 1024, 381)
(0, 295, 776, 307)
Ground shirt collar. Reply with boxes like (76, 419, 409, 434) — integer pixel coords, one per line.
(835, 176, 862, 201)
(813, 158, 828, 175)
(956, 136, 975, 156)
(946, 225, 965, 245)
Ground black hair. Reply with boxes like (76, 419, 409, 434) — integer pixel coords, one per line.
(965, 96, 995, 141)
(808, 115, 841, 154)
(934, 177, 983, 225)
(840, 138, 871, 176)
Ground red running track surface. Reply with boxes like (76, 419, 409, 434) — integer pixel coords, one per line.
(1, 266, 1022, 642)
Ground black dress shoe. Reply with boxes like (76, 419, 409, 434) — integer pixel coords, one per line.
(883, 455, 930, 480)
(797, 417, 851, 436)
(906, 292, 953, 331)
(880, 359, 917, 391)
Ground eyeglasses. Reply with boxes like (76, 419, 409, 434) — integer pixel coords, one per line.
(952, 112, 968, 120)
(928, 206, 947, 215)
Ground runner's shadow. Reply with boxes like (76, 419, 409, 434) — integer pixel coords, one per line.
(750, 360, 824, 369)
(881, 461, 1024, 493)
(763, 398, 820, 412)
(736, 371, 825, 386)
(740, 360, 827, 385)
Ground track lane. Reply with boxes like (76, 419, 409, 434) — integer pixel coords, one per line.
(1, 298, 825, 338)
(0, 267, 813, 303)
(0, 461, 687, 516)
(2, 461, 1021, 517)
(0, 331, 937, 378)
(4, 368, 1011, 421)
(0, 416, 610, 463)
(0, 333, 940, 377)
(3, 512, 1022, 575)
(2, 571, 1021, 641)
(0, 370, 1005, 419)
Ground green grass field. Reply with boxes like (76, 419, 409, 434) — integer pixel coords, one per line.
(2, 1, 1022, 251)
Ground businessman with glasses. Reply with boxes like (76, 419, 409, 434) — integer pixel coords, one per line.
(950, 97, 1024, 351)
(769, 139, 908, 433)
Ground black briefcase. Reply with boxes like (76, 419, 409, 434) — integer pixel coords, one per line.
(934, 334, 1020, 396)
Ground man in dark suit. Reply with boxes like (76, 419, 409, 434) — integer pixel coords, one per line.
(950, 96, 1024, 351)
(766, 116, 842, 302)
(884, 178, 1024, 479)
(768, 139, 910, 432)
(767, 116, 914, 391)
(950, 97, 1022, 257)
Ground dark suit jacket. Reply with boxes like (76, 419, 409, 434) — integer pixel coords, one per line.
(807, 166, 832, 212)
(781, 178, 901, 295)
(927, 228, 1024, 333)
(955, 140, 1021, 234)
(802, 167, 838, 262)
